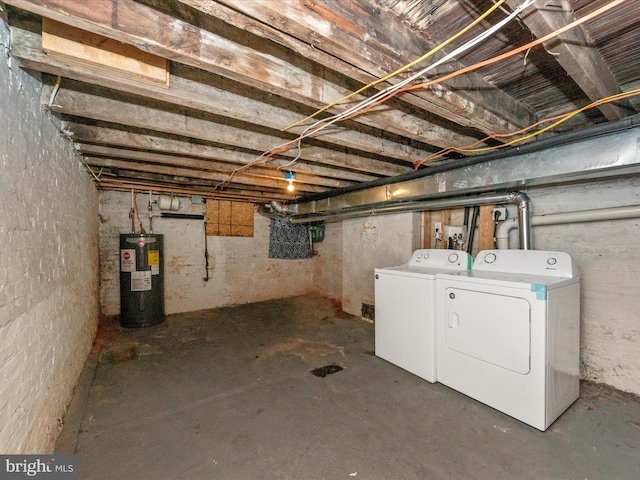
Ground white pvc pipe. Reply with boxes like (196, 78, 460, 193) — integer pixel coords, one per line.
(496, 217, 518, 250)
(532, 204, 640, 226)
(496, 205, 640, 249)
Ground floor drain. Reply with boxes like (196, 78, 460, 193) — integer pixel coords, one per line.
(310, 364, 343, 378)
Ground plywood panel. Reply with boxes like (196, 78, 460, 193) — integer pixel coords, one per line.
(206, 200, 254, 237)
(232, 201, 254, 226)
(42, 17, 169, 87)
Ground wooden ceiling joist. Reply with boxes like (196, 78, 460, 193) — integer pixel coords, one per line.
(42, 83, 411, 179)
(9, 25, 438, 164)
(7, 0, 487, 150)
(84, 156, 329, 193)
(68, 123, 380, 184)
(79, 144, 356, 189)
(4, 0, 639, 200)
(205, 0, 535, 133)
(506, 0, 631, 121)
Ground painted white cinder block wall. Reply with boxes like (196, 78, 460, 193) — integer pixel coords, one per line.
(99, 191, 341, 316)
(0, 21, 99, 452)
(341, 213, 422, 317)
(526, 180, 640, 395)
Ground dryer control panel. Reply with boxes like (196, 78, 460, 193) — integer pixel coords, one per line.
(408, 249, 471, 270)
(473, 249, 578, 278)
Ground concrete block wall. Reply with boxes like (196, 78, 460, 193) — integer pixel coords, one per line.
(99, 191, 339, 317)
(0, 20, 99, 452)
(341, 213, 421, 317)
(312, 222, 342, 301)
(525, 179, 640, 395)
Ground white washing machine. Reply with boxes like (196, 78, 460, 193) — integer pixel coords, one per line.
(375, 249, 472, 382)
(437, 249, 580, 431)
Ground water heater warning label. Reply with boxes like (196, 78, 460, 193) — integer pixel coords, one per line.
(131, 271, 152, 291)
(148, 250, 160, 275)
(120, 249, 135, 272)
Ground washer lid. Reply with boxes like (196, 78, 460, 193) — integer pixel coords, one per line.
(375, 266, 439, 279)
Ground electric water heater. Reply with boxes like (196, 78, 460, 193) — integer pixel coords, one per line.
(119, 234, 164, 327)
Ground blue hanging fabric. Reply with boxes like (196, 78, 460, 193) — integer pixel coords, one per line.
(268, 220, 312, 259)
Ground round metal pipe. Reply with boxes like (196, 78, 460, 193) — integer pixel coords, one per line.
(509, 191, 532, 250)
(261, 191, 533, 249)
(295, 113, 640, 205)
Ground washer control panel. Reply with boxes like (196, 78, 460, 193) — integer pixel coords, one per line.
(408, 249, 471, 270)
(473, 249, 578, 277)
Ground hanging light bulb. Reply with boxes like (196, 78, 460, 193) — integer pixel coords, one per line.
(284, 171, 295, 192)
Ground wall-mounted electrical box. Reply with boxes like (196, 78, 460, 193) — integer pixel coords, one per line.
(445, 226, 465, 240)
(492, 207, 508, 220)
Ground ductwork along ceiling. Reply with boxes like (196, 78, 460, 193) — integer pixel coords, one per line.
(3, 0, 640, 204)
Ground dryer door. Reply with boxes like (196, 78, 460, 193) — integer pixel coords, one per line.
(443, 287, 531, 374)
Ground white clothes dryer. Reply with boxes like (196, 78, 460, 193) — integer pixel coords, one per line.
(375, 249, 472, 382)
(437, 249, 580, 430)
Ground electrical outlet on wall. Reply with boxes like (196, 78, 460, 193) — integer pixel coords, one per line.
(492, 207, 507, 220)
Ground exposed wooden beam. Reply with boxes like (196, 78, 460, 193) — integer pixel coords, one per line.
(84, 156, 328, 193)
(9, 25, 433, 164)
(93, 178, 293, 202)
(203, 0, 534, 133)
(43, 82, 410, 179)
(5, 0, 485, 149)
(41, 17, 169, 86)
(506, 0, 631, 121)
(91, 167, 293, 199)
(478, 205, 496, 251)
(78, 144, 355, 189)
(67, 123, 379, 183)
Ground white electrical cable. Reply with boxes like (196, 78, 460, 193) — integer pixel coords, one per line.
(217, 0, 537, 186)
(290, 0, 537, 157)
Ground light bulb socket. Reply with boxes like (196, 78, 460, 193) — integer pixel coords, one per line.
(284, 171, 296, 192)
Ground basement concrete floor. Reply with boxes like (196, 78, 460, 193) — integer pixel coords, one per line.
(57, 294, 640, 480)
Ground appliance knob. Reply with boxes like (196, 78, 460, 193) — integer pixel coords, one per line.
(375, 274, 379, 279)
(484, 252, 497, 263)
(449, 292, 456, 299)
(547, 257, 557, 265)
(448, 253, 459, 263)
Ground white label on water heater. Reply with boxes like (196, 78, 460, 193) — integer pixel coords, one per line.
(121, 249, 136, 272)
(131, 271, 152, 291)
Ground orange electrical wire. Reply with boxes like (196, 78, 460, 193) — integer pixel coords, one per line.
(281, 0, 508, 132)
(217, 0, 627, 189)
(331, 0, 628, 127)
(403, 0, 628, 94)
(413, 87, 640, 168)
